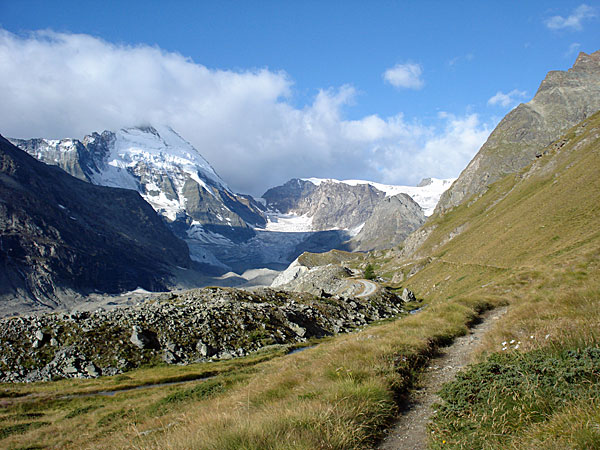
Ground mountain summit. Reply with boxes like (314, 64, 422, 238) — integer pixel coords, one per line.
(436, 50, 600, 213)
(0, 135, 191, 314)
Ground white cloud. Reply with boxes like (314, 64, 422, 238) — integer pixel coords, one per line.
(545, 4, 597, 30)
(448, 53, 475, 67)
(487, 89, 528, 108)
(566, 42, 581, 56)
(0, 29, 489, 196)
(373, 113, 491, 186)
(383, 63, 424, 89)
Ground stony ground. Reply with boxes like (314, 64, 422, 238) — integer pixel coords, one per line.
(379, 307, 507, 450)
(0, 285, 406, 383)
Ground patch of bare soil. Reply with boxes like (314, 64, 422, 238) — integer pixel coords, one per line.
(379, 307, 507, 450)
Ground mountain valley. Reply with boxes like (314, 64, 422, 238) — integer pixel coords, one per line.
(0, 50, 599, 450)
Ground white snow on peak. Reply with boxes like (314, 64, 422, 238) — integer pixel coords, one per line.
(113, 125, 228, 190)
(87, 125, 229, 221)
(302, 177, 455, 216)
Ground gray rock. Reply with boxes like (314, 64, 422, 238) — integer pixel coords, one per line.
(437, 50, 600, 213)
(289, 322, 306, 338)
(401, 288, 417, 302)
(197, 341, 216, 357)
(349, 193, 425, 251)
(84, 363, 100, 377)
(130, 326, 159, 349)
(263, 179, 386, 231)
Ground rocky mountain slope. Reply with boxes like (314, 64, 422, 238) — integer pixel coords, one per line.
(348, 193, 425, 251)
(387, 108, 600, 288)
(436, 50, 600, 213)
(263, 177, 453, 225)
(15, 128, 451, 272)
(261, 177, 450, 253)
(0, 136, 191, 316)
(264, 179, 386, 231)
(11, 126, 266, 265)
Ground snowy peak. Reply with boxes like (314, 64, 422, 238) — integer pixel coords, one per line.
(12, 125, 267, 245)
(112, 125, 228, 191)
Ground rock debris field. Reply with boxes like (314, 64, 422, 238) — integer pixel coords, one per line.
(0, 286, 407, 383)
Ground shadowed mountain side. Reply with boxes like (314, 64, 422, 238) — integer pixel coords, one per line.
(195, 228, 352, 274)
(0, 135, 191, 315)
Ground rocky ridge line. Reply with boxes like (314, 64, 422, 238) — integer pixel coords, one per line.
(436, 50, 600, 213)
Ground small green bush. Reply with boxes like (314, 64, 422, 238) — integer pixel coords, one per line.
(429, 346, 600, 448)
(364, 264, 376, 280)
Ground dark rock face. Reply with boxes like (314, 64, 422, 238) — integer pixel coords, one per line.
(349, 193, 425, 251)
(262, 178, 318, 213)
(0, 286, 405, 382)
(0, 135, 191, 314)
(437, 50, 600, 213)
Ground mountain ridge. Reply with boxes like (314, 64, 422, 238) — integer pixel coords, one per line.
(436, 50, 600, 213)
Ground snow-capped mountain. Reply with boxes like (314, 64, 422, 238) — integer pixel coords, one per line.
(87, 125, 230, 221)
(0, 135, 192, 313)
(259, 177, 455, 254)
(12, 126, 267, 267)
(261, 177, 455, 235)
(13, 126, 453, 274)
(300, 177, 455, 217)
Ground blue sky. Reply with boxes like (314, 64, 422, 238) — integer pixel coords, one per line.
(1, 1, 598, 195)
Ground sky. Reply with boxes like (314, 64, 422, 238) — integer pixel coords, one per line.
(0, 1, 598, 196)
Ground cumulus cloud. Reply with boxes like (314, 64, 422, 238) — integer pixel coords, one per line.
(383, 63, 424, 89)
(487, 89, 528, 108)
(545, 4, 597, 30)
(0, 29, 489, 196)
(373, 113, 490, 185)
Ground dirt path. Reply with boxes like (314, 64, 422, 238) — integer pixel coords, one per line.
(355, 279, 378, 297)
(379, 307, 507, 450)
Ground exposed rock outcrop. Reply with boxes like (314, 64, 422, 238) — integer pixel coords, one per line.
(264, 178, 386, 231)
(436, 50, 600, 213)
(349, 193, 425, 251)
(0, 135, 191, 315)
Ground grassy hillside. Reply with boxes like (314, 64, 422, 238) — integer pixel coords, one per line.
(1, 112, 599, 449)
(388, 111, 600, 448)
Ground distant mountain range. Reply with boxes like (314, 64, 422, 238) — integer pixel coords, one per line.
(12, 128, 452, 273)
(1, 50, 599, 321)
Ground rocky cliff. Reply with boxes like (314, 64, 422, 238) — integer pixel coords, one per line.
(436, 50, 600, 213)
(349, 193, 425, 251)
(0, 135, 191, 315)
